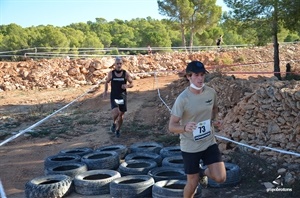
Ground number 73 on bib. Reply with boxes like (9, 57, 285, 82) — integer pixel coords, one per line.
(192, 119, 211, 141)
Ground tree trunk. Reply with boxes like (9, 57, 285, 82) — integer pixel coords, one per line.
(189, 9, 197, 52)
(273, 34, 281, 80)
(180, 22, 187, 52)
(189, 31, 194, 52)
(273, 1, 281, 80)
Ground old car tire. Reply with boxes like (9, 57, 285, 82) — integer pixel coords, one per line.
(81, 151, 119, 170)
(74, 169, 121, 195)
(129, 141, 163, 154)
(44, 154, 81, 169)
(44, 162, 87, 178)
(110, 175, 155, 198)
(58, 147, 93, 157)
(152, 179, 202, 198)
(96, 144, 128, 159)
(162, 155, 184, 169)
(159, 146, 181, 158)
(208, 162, 241, 187)
(148, 166, 186, 182)
(118, 159, 157, 176)
(125, 152, 162, 166)
(25, 174, 72, 198)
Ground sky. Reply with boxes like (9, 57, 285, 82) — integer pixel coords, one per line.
(0, 0, 228, 28)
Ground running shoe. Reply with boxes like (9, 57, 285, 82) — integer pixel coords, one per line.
(110, 123, 116, 133)
(199, 167, 208, 188)
(115, 130, 120, 138)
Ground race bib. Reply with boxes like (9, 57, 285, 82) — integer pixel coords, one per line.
(114, 99, 124, 105)
(192, 119, 211, 141)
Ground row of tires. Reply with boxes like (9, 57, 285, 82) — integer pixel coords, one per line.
(25, 141, 241, 197)
(26, 174, 202, 198)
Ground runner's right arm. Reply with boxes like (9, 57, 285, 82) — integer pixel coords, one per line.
(104, 71, 112, 96)
(169, 115, 196, 134)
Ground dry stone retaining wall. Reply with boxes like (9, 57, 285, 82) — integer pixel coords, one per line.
(217, 77, 300, 167)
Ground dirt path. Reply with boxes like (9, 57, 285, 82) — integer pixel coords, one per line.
(0, 74, 179, 198)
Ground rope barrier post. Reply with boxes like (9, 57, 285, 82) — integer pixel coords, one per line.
(0, 179, 7, 198)
(155, 71, 171, 112)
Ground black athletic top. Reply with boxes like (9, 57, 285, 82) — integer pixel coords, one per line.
(111, 70, 127, 98)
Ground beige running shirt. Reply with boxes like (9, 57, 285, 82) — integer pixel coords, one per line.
(171, 86, 217, 153)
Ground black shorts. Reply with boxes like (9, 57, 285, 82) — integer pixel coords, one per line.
(181, 144, 223, 174)
(110, 94, 127, 112)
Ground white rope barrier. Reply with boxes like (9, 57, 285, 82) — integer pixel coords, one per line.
(153, 71, 300, 157)
(214, 135, 260, 151)
(0, 80, 104, 147)
(0, 48, 36, 54)
(259, 146, 300, 157)
(155, 73, 172, 112)
(24, 53, 127, 58)
(0, 44, 254, 58)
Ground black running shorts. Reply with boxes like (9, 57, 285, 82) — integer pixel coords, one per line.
(110, 93, 127, 112)
(181, 144, 223, 174)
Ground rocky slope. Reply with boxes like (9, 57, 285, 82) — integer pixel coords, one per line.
(1, 44, 300, 91)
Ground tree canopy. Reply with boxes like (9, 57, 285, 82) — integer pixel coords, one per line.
(224, 0, 300, 79)
(0, 0, 299, 66)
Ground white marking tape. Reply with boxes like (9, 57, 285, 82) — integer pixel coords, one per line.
(0, 179, 7, 198)
(154, 72, 172, 112)
(153, 71, 300, 157)
(0, 81, 104, 147)
(214, 135, 260, 151)
(259, 146, 300, 157)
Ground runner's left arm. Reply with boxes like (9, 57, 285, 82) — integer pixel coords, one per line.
(212, 105, 218, 120)
(124, 72, 134, 88)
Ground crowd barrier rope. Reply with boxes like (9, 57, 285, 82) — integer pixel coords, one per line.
(0, 79, 105, 147)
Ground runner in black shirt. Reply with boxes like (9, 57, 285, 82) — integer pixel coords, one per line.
(216, 35, 223, 48)
(104, 57, 134, 137)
